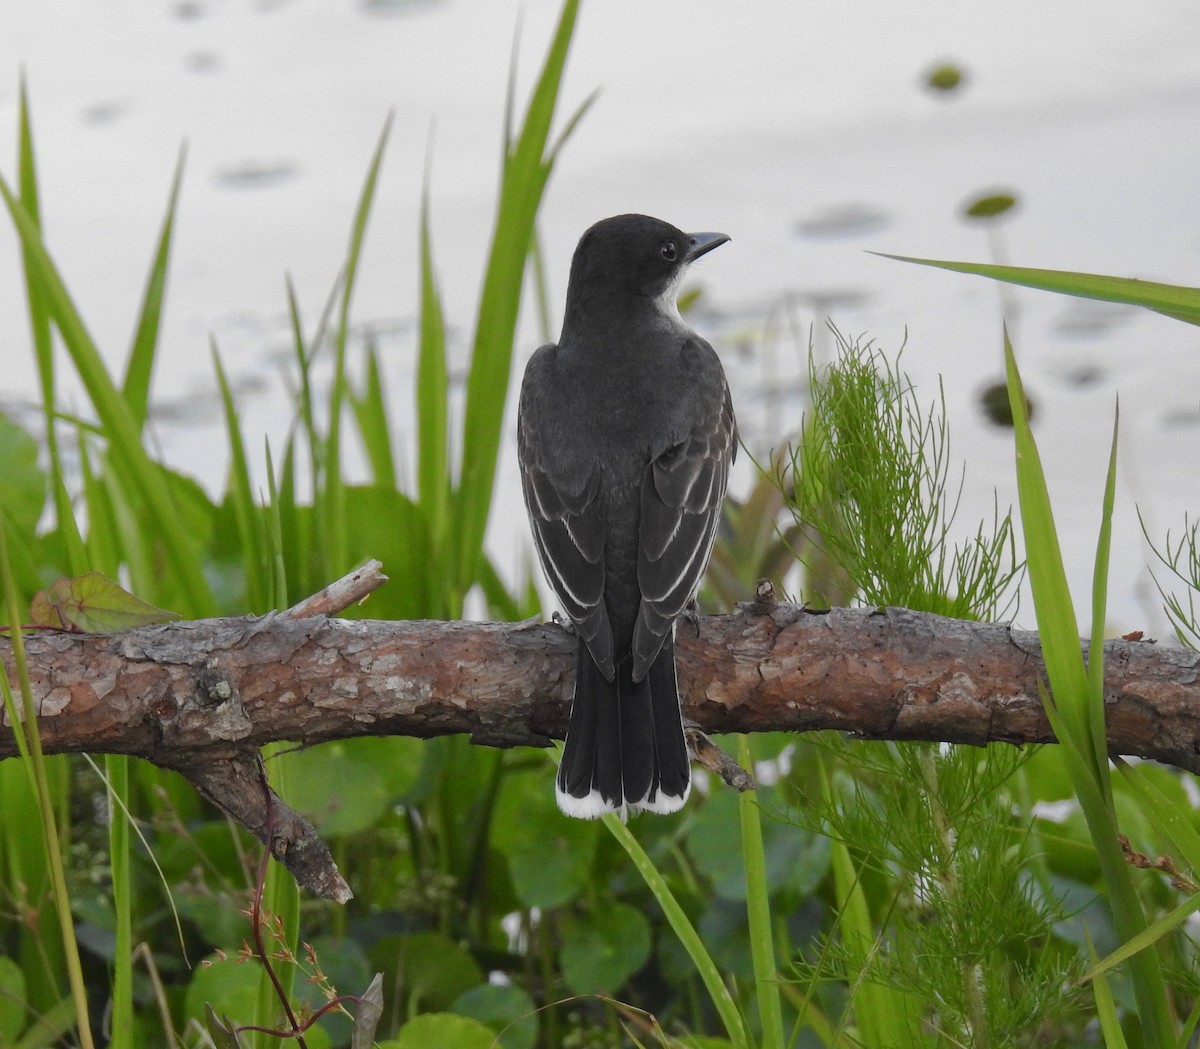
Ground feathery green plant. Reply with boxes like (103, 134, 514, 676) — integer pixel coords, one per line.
(783, 328, 1021, 618)
(772, 334, 1087, 1047)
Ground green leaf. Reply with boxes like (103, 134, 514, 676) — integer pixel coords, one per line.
(386, 1013, 497, 1049)
(1116, 758, 1200, 874)
(451, 983, 538, 1049)
(340, 485, 433, 620)
(350, 345, 397, 490)
(1005, 334, 1175, 1044)
(29, 572, 181, 631)
(123, 146, 185, 430)
(926, 63, 965, 92)
(883, 253, 1200, 327)
(1081, 891, 1200, 986)
(0, 956, 25, 1043)
(378, 932, 482, 1013)
(738, 737, 783, 1049)
(1087, 935, 1131, 1049)
(0, 415, 47, 594)
(281, 738, 422, 837)
(0, 411, 45, 537)
(201, 1006, 241, 1049)
(963, 192, 1017, 220)
(1003, 334, 1089, 716)
(687, 785, 829, 902)
(500, 796, 598, 909)
(416, 181, 449, 554)
(561, 901, 651, 995)
(184, 956, 261, 1032)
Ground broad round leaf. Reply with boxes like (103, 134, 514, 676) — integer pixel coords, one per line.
(371, 931, 482, 1012)
(386, 1012, 497, 1049)
(560, 901, 651, 995)
(452, 982, 538, 1049)
(495, 776, 598, 909)
(184, 955, 260, 1029)
(282, 737, 422, 836)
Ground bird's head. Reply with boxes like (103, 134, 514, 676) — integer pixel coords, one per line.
(565, 213, 729, 318)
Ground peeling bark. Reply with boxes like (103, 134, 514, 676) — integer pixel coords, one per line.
(4, 570, 1198, 899)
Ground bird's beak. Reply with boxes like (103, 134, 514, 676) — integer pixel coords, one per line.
(685, 231, 730, 263)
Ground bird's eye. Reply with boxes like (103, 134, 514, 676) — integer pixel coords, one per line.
(660, 240, 678, 262)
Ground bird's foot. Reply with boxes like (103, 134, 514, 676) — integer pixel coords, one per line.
(551, 611, 577, 636)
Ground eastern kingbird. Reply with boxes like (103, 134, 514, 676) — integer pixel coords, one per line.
(518, 213, 736, 818)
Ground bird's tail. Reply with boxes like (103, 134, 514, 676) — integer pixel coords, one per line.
(555, 638, 691, 819)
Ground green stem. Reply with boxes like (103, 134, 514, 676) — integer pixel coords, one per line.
(738, 736, 784, 1049)
(106, 754, 134, 1048)
(603, 813, 750, 1049)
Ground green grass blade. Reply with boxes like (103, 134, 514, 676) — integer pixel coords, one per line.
(738, 736, 784, 1049)
(416, 181, 450, 556)
(453, 0, 581, 602)
(105, 754, 133, 1049)
(0, 174, 215, 616)
(275, 433, 307, 602)
(323, 115, 392, 577)
(351, 345, 397, 490)
(122, 145, 185, 430)
(1088, 937, 1131, 1049)
(816, 750, 918, 1046)
(263, 443, 288, 609)
(1180, 995, 1200, 1049)
(882, 253, 1200, 327)
(213, 343, 268, 612)
(1003, 332, 1089, 710)
(1088, 405, 1120, 794)
(1005, 332, 1174, 1044)
(77, 431, 122, 576)
(1116, 758, 1200, 872)
(602, 812, 750, 1049)
(16, 81, 86, 574)
(284, 274, 321, 502)
(1081, 892, 1200, 986)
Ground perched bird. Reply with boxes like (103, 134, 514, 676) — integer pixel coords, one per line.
(518, 214, 736, 818)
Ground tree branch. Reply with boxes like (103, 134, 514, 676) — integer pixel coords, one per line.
(4, 575, 1198, 898)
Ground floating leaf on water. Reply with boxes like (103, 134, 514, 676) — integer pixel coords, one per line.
(963, 192, 1019, 220)
(214, 159, 298, 189)
(979, 379, 1035, 427)
(795, 203, 889, 239)
(925, 62, 966, 93)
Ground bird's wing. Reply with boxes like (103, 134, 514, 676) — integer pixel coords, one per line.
(633, 351, 737, 680)
(518, 359, 615, 679)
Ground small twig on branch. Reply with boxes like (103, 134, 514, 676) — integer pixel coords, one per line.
(281, 560, 388, 621)
(5, 575, 1200, 898)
